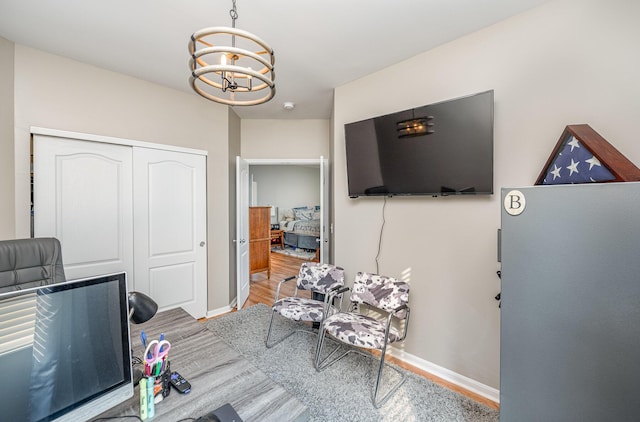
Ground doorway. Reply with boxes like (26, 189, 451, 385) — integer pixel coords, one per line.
(235, 157, 329, 310)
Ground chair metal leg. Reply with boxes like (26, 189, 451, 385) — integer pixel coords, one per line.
(315, 327, 351, 371)
(265, 310, 296, 348)
(313, 323, 326, 367)
(374, 343, 388, 403)
(265, 310, 318, 349)
(372, 342, 406, 408)
(315, 328, 406, 408)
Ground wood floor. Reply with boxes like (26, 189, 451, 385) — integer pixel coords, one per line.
(244, 250, 312, 307)
(223, 251, 499, 411)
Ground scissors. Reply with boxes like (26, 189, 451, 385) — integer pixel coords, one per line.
(144, 340, 171, 376)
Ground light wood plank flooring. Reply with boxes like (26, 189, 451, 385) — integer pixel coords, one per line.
(212, 251, 499, 411)
(243, 250, 312, 307)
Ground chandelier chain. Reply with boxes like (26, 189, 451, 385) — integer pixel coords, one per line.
(229, 0, 238, 27)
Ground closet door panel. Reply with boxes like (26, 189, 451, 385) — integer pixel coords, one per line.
(133, 148, 207, 318)
(33, 135, 134, 281)
(148, 160, 194, 255)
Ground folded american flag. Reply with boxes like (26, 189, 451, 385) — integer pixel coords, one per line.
(540, 135, 615, 185)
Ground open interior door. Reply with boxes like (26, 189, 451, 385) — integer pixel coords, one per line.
(320, 156, 329, 263)
(236, 156, 250, 309)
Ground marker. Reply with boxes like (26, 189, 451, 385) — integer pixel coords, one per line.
(140, 331, 147, 348)
(147, 376, 155, 418)
(140, 378, 148, 420)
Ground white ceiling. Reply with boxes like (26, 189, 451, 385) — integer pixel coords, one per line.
(0, 0, 550, 119)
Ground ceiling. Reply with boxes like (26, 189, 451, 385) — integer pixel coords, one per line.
(0, 0, 550, 120)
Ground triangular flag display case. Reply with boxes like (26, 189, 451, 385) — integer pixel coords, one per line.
(535, 124, 640, 185)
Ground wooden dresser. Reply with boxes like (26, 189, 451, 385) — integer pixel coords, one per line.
(249, 206, 271, 278)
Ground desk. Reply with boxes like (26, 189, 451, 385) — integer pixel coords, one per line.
(96, 308, 308, 421)
(270, 229, 284, 249)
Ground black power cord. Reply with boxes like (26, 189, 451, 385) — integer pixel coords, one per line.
(375, 196, 388, 274)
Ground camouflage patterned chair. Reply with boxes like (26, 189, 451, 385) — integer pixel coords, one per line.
(265, 262, 346, 350)
(314, 271, 410, 408)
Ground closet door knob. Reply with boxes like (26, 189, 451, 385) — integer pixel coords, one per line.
(200, 241, 206, 247)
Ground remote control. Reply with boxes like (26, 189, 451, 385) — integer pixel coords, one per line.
(170, 371, 191, 394)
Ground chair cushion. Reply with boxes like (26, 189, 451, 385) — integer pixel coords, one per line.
(322, 312, 402, 349)
(297, 262, 345, 294)
(351, 272, 409, 319)
(273, 297, 338, 322)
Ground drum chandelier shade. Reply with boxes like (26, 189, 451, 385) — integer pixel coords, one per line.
(188, 0, 276, 106)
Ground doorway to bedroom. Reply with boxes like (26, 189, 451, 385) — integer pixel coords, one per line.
(250, 163, 321, 262)
(235, 157, 329, 310)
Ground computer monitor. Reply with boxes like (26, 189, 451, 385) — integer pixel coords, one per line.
(0, 272, 133, 421)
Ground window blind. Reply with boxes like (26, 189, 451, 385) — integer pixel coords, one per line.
(0, 293, 37, 355)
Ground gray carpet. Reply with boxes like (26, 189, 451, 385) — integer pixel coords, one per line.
(205, 304, 499, 422)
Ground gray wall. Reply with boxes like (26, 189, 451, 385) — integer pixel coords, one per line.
(0, 37, 15, 239)
(333, 0, 640, 392)
(8, 44, 233, 313)
(250, 165, 320, 218)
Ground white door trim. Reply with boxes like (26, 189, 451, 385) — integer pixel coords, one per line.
(245, 158, 320, 165)
(320, 156, 329, 263)
(31, 126, 208, 157)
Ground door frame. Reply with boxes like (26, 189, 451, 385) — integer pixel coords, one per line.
(235, 158, 331, 307)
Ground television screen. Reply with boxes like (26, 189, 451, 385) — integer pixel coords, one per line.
(0, 273, 133, 421)
(344, 90, 494, 197)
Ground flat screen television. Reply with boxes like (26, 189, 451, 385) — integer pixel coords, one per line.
(0, 272, 133, 421)
(344, 90, 494, 197)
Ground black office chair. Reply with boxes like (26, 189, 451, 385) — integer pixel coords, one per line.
(0, 237, 66, 293)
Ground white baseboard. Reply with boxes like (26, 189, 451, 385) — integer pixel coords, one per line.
(205, 300, 236, 319)
(390, 348, 500, 404)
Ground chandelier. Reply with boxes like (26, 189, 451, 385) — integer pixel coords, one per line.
(395, 106, 434, 138)
(396, 116, 434, 138)
(188, 0, 276, 106)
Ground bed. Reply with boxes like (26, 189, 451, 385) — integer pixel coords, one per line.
(278, 206, 321, 250)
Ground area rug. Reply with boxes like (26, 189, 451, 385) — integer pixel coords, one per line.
(271, 245, 316, 260)
(205, 304, 499, 422)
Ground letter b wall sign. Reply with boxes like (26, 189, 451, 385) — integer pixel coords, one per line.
(504, 190, 526, 216)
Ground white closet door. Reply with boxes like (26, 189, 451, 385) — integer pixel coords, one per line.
(33, 136, 134, 281)
(133, 148, 207, 318)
